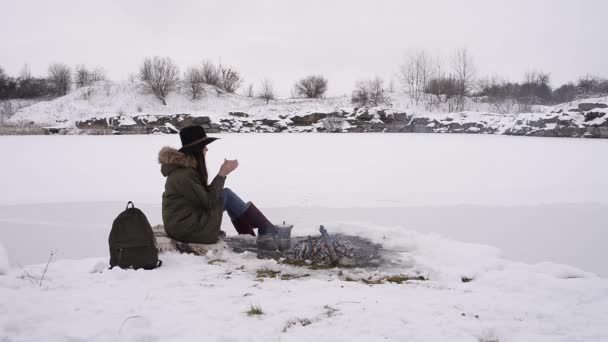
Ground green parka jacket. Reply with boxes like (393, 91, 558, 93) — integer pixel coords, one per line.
(159, 147, 226, 243)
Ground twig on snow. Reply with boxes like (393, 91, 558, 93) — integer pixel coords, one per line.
(119, 315, 142, 332)
(17, 263, 37, 285)
(39, 250, 55, 287)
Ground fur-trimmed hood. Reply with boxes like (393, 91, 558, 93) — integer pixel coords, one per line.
(159, 146, 197, 177)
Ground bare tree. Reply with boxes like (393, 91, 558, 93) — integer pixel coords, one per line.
(0, 66, 8, 88)
(90, 67, 106, 83)
(351, 76, 388, 106)
(201, 60, 220, 86)
(48, 63, 72, 96)
(368, 77, 386, 106)
(138, 57, 180, 105)
(245, 83, 254, 97)
(425, 74, 460, 111)
(577, 74, 608, 96)
(12, 64, 53, 99)
(104, 80, 112, 96)
(128, 73, 138, 84)
(0, 66, 14, 100)
(388, 79, 395, 93)
(219, 65, 243, 93)
(452, 48, 476, 111)
(351, 80, 371, 106)
(553, 83, 577, 103)
(517, 70, 552, 111)
(398, 50, 434, 105)
(74, 65, 91, 88)
(74, 65, 105, 88)
(0, 101, 16, 123)
(183, 66, 205, 100)
(294, 75, 328, 98)
(478, 76, 518, 114)
(19, 64, 32, 82)
(258, 79, 275, 104)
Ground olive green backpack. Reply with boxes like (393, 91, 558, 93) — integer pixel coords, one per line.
(109, 202, 162, 270)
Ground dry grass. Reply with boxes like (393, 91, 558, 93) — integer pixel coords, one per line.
(282, 318, 312, 332)
(278, 259, 337, 270)
(256, 268, 281, 279)
(344, 274, 427, 285)
(461, 276, 474, 283)
(255, 267, 310, 281)
(280, 273, 310, 281)
(246, 305, 264, 316)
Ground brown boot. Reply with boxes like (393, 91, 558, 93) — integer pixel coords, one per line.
(231, 217, 256, 236)
(241, 203, 277, 236)
(238, 203, 280, 250)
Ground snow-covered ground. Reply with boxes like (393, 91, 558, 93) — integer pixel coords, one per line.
(1, 134, 607, 341)
(9, 82, 354, 126)
(10, 80, 607, 128)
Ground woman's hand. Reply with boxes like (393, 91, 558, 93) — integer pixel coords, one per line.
(219, 159, 239, 177)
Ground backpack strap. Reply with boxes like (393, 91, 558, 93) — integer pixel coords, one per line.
(126, 201, 134, 210)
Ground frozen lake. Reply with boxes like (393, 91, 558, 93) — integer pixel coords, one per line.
(0, 133, 607, 275)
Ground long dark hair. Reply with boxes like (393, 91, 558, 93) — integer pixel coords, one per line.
(181, 145, 209, 189)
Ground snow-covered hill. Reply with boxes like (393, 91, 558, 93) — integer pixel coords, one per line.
(9, 81, 354, 125)
(5, 81, 608, 138)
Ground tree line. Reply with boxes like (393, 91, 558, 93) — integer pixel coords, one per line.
(138, 57, 329, 105)
(2, 53, 607, 114)
(0, 58, 329, 106)
(0, 63, 106, 100)
(386, 48, 608, 113)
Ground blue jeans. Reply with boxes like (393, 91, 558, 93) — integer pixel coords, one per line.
(222, 188, 250, 221)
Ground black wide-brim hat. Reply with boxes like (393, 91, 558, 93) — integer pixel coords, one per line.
(178, 125, 219, 152)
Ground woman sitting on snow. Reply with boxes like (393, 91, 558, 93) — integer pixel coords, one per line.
(158, 125, 289, 250)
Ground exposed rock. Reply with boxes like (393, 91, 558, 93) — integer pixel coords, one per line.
(76, 114, 213, 134)
(578, 103, 608, 111)
(229, 111, 249, 117)
(585, 111, 606, 122)
(76, 117, 109, 130)
(290, 112, 331, 126)
(42, 127, 71, 135)
(153, 125, 178, 134)
(192, 116, 211, 125)
(380, 111, 407, 123)
(354, 108, 373, 121)
(68, 107, 608, 139)
(319, 117, 349, 133)
(257, 118, 279, 127)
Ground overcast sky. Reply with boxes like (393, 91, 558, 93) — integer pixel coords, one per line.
(1, 0, 607, 97)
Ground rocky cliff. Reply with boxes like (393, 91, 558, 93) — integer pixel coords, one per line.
(66, 102, 608, 138)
